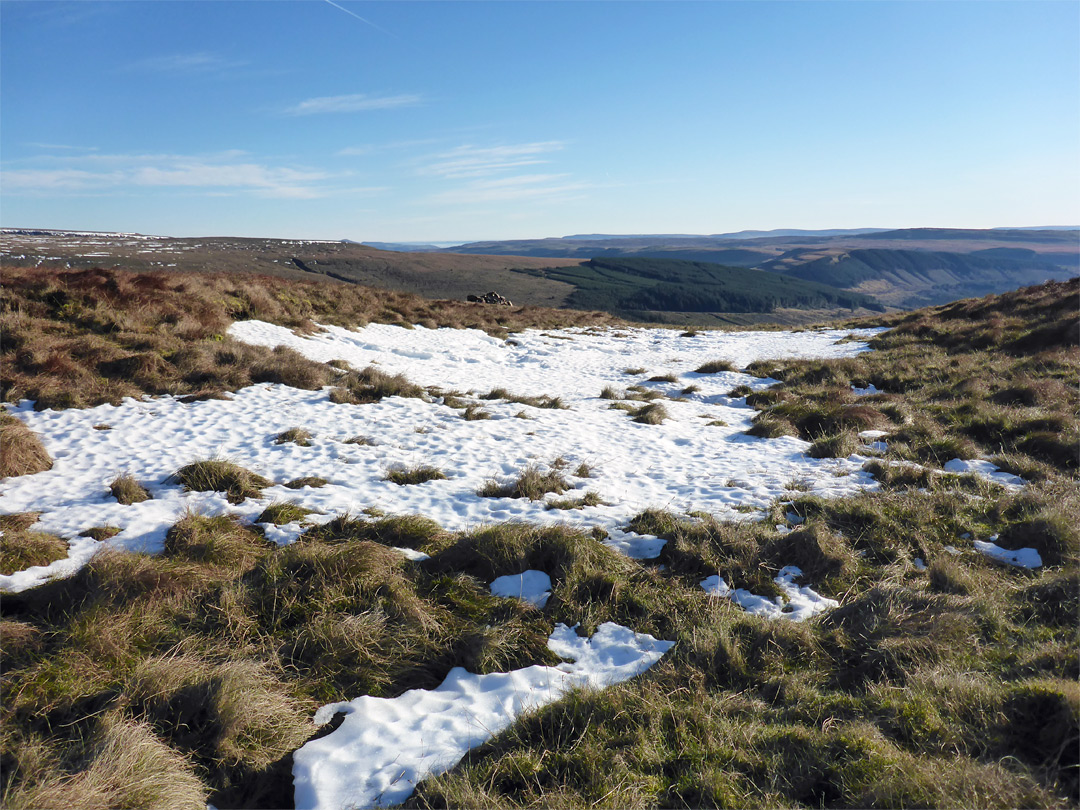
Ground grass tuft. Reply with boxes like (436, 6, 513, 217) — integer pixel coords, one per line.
(695, 359, 737, 373)
(110, 474, 152, 504)
(0, 414, 53, 478)
(170, 460, 271, 504)
(631, 402, 670, 425)
(274, 427, 313, 446)
(385, 465, 449, 486)
(478, 465, 571, 500)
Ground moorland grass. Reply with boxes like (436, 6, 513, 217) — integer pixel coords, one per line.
(170, 460, 272, 504)
(0, 265, 620, 413)
(385, 465, 449, 486)
(477, 465, 572, 501)
(2, 278, 1077, 809)
(0, 414, 52, 478)
(274, 427, 313, 446)
(741, 280, 1079, 472)
(109, 473, 152, 504)
(2, 477, 1077, 808)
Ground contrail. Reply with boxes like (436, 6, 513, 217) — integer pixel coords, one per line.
(323, 0, 397, 38)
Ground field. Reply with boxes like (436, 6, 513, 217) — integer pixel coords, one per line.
(0, 267, 1077, 809)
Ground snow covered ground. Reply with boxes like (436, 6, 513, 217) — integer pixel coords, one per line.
(0, 321, 887, 592)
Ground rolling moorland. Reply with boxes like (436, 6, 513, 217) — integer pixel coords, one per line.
(401, 227, 1080, 310)
(12, 227, 1076, 326)
(0, 260, 1077, 809)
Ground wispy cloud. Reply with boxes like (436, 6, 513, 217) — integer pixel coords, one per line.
(2, 152, 334, 199)
(124, 52, 248, 75)
(427, 173, 590, 205)
(25, 143, 99, 152)
(418, 142, 566, 179)
(283, 93, 421, 116)
(336, 138, 440, 157)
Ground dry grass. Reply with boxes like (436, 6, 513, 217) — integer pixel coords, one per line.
(0, 413, 52, 477)
(741, 280, 1079, 475)
(274, 427, 313, 446)
(478, 465, 571, 500)
(0, 526, 68, 576)
(0, 265, 620, 412)
(385, 465, 449, 486)
(631, 402, 670, 424)
(110, 473, 152, 504)
(694, 359, 737, 374)
(170, 460, 272, 504)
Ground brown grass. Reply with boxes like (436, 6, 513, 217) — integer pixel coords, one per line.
(110, 473, 152, 504)
(0, 414, 52, 477)
(0, 526, 68, 576)
(1, 265, 620, 412)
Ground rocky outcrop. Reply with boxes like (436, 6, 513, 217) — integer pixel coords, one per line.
(467, 291, 513, 306)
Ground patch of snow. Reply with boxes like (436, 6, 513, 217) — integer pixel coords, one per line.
(701, 565, 838, 622)
(913, 557, 926, 571)
(944, 545, 960, 556)
(489, 570, 551, 608)
(851, 383, 881, 396)
(974, 538, 1042, 569)
(942, 458, 1025, 488)
(395, 547, 430, 561)
(292, 622, 673, 810)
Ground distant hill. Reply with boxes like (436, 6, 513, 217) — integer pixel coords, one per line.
(859, 227, 1078, 244)
(763, 248, 1074, 307)
(514, 256, 884, 320)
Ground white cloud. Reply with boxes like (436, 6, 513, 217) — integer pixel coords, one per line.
(1, 153, 332, 199)
(427, 173, 590, 205)
(283, 93, 421, 116)
(418, 142, 565, 179)
(124, 52, 247, 74)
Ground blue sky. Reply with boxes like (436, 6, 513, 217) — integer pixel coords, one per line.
(2, 1, 1077, 242)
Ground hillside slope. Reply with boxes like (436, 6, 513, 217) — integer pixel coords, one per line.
(518, 256, 884, 317)
(761, 248, 1071, 307)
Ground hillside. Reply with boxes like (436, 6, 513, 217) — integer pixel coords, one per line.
(392, 228, 1079, 309)
(517, 256, 884, 318)
(759, 248, 1070, 307)
(0, 230, 886, 326)
(0, 268, 1076, 809)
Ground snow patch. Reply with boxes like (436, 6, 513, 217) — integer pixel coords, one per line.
(490, 570, 551, 608)
(701, 565, 838, 622)
(292, 622, 673, 810)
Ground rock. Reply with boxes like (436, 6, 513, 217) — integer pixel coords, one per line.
(467, 291, 513, 306)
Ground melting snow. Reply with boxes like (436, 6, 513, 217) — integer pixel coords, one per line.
(700, 565, 839, 621)
(1, 322, 886, 592)
(292, 622, 673, 810)
(490, 570, 552, 608)
(974, 535, 1042, 569)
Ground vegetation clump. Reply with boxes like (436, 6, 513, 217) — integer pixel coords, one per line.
(110, 473, 152, 504)
(385, 465, 449, 486)
(329, 366, 426, 404)
(482, 388, 568, 409)
(478, 465, 571, 501)
(0, 414, 53, 478)
(695, 359, 737, 373)
(170, 460, 272, 504)
(274, 427, 313, 446)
